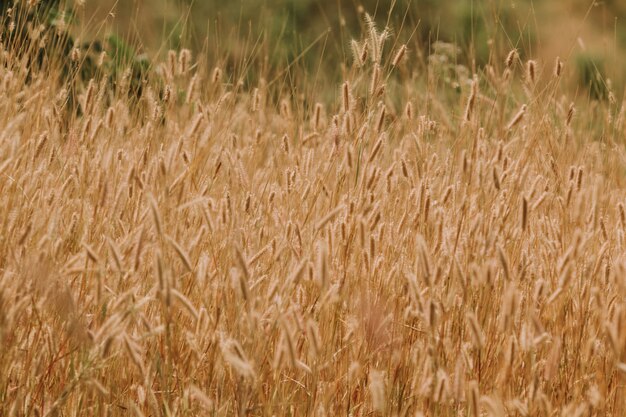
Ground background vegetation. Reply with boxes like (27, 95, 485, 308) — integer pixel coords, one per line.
(82, 0, 626, 90)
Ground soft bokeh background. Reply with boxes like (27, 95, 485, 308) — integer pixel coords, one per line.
(78, 0, 626, 93)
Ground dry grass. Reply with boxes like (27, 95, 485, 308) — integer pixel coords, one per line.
(1, 8, 626, 417)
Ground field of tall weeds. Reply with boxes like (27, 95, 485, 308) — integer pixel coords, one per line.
(1, 3, 626, 416)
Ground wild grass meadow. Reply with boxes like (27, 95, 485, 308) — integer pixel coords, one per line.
(1, 0, 626, 415)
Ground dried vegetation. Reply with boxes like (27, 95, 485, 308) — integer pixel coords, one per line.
(1, 7, 626, 417)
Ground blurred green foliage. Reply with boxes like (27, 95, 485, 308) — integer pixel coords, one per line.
(184, 0, 624, 97)
(575, 52, 608, 100)
(177, 0, 525, 63)
(93, 0, 538, 64)
(128, 0, 537, 95)
(1, 0, 150, 109)
(76, 0, 626, 92)
(4, 0, 626, 101)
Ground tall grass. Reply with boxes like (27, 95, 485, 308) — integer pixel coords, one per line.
(1, 4, 626, 417)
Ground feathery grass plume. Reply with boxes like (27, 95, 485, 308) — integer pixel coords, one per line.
(366, 167, 380, 190)
(506, 104, 527, 130)
(303, 132, 319, 145)
(433, 370, 449, 402)
(439, 185, 452, 206)
(285, 259, 307, 289)
(83, 243, 100, 264)
(368, 134, 384, 163)
(342, 81, 350, 113)
(505, 49, 518, 69)
(345, 146, 354, 170)
(33, 132, 48, 162)
(280, 318, 297, 368)
(370, 63, 380, 95)
(505, 335, 517, 371)
(280, 98, 291, 119)
(123, 334, 145, 378)
(464, 76, 478, 122)
(105, 106, 115, 129)
(365, 14, 380, 63)
(453, 358, 466, 401)
(554, 56, 563, 77)
(345, 111, 355, 135)
(273, 340, 286, 370)
(500, 284, 519, 333)
(392, 44, 407, 67)
(313, 102, 323, 131)
(83, 79, 95, 115)
(405, 101, 413, 120)
(491, 166, 501, 191)
(544, 339, 562, 381)
(178, 49, 192, 74)
(18, 222, 31, 246)
(531, 191, 548, 210)
(154, 251, 165, 293)
(558, 263, 573, 289)
(377, 28, 391, 62)
(231, 267, 250, 304)
(368, 369, 386, 413)
(316, 204, 345, 232)
(467, 312, 485, 350)
(428, 299, 438, 329)
(167, 50, 177, 76)
(88, 379, 109, 397)
(468, 381, 480, 417)
(376, 104, 386, 133)
(401, 159, 409, 178)
(350, 39, 364, 66)
(234, 246, 250, 282)
(315, 240, 329, 289)
(482, 396, 506, 417)
(167, 235, 193, 272)
(220, 339, 255, 380)
(497, 245, 511, 281)
(330, 115, 341, 145)
(187, 384, 213, 411)
(212, 67, 222, 84)
(251, 88, 260, 112)
(170, 288, 199, 321)
(70, 46, 80, 62)
(106, 237, 123, 272)
(526, 60, 536, 85)
(148, 194, 163, 236)
(566, 102, 575, 127)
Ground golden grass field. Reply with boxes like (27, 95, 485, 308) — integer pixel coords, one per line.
(1, 3, 626, 417)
